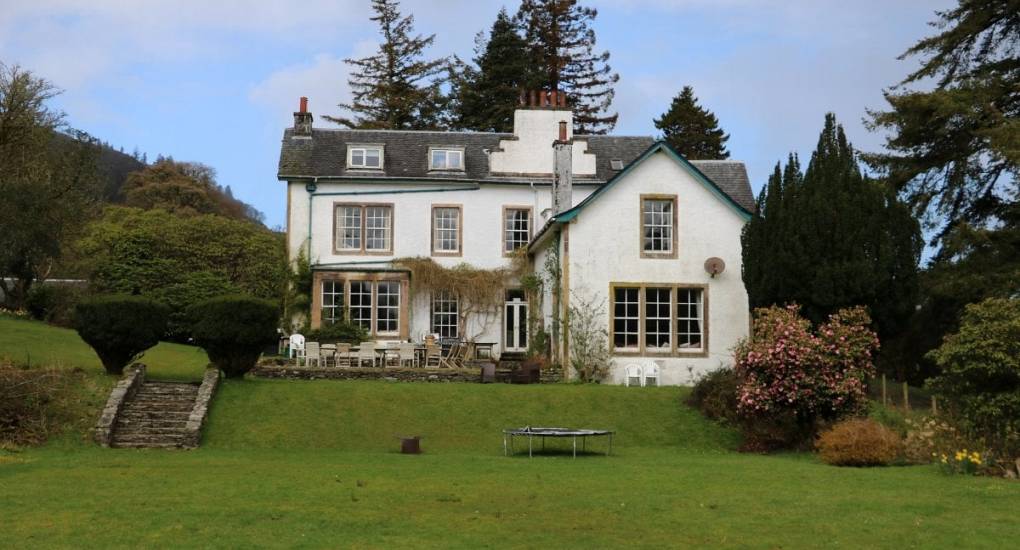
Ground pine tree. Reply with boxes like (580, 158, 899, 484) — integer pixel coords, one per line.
(515, 0, 619, 134)
(654, 86, 730, 159)
(866, 0, 1019, 249)
(452, 8, 540, 132)
(742, 114, 922, 340)
(324, 0, 448, 130)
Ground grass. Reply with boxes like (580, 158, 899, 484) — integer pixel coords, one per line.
(0, 315, 209, 381)
(2, 317, 1020, 548)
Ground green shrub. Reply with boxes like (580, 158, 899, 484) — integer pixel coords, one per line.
(189, 295, 278, 378)
(74, 295, 169, 375)
(686, 367, 739, 424)
(927, 298, 1020, 463)
(305, 317, 368, 344)
(25, 284, 86, 327)
(817, 418, 902, 466)
(151, 271, 240, 342)
(0, 364, 93, 447)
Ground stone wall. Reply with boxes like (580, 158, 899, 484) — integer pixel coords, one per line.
(94, 363, 146, 447)
(253, 363, 484, 383)
(181, 367, 220, 449)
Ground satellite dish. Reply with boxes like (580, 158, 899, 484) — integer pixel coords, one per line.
(704, 257, 726, 278)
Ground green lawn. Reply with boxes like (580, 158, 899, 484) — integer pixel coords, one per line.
(2, 317, 1020, 548)
(0, 315, 208, 381)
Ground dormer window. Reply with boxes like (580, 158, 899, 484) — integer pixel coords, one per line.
(429, 147, 464, 171)
(348, 145, 383, 169)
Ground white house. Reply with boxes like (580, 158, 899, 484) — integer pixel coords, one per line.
(277, 92, 755, 384)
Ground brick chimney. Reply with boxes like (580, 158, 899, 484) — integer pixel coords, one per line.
(552, 118, 573, 214)
(293, 96, 313, 137)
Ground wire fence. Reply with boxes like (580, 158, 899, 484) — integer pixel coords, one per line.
(867, 375, 937, 413)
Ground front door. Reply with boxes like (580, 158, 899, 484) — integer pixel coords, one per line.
(504, 290, 528, 353)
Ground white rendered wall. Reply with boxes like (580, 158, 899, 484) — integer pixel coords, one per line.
(563, 150, 751, 385)
(488, 109, 596, 178)
(287, 180, 595, 354)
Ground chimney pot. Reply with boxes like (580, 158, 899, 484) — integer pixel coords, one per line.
(558, 121, 567, 142)
(299, 96, 308, 113)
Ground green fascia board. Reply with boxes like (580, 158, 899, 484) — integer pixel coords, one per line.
(553, 141, 753, 224)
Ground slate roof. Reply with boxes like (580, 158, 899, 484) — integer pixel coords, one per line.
(277, 128, 755, 211)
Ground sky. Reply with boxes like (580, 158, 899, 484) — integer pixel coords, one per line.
(0, 0, 955, 229)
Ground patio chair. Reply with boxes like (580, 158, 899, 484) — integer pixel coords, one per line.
(423, 344, 441, 368)
(335, 342, 352, 367)
(625, 364, 643, 387)
(356, 341, 377, 368)
(440, 342, 469, 369)
(304, 341, 322, 368)
(289, 333, 305, 361)
(397, 342, 417, 368)
(643, 363, 660, 387)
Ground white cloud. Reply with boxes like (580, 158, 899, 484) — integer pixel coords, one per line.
(249, 54, 354, 127)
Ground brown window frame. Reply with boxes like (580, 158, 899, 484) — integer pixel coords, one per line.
(608, 282, 708, 357)
(431, 204, 463, 257)
(639, 194, 678, 259)
(333, 202, 394, 256)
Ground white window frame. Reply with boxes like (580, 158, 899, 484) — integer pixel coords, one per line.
(322, 280, 345, 323)
(612, 287, 641, 352)
(347, 145, 384, 169)
(644, 287, 672, 351)
(431, 291, 459, 339)
(641, 195, 677, 258)
(676, 288, 704, 351)
(349, 281, 373, 331)
(503, 207, 532, 255)
(375, 281, 400, 336)
(431, 205, 462, 256)
(428, 147, 465, 171)
(610, 283, 707, 356)
(334, 203, 393, 255)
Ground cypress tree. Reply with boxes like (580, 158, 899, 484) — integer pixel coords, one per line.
(452, 8, 539, 132)
(324, 0, 448, 130)
(654, 86, 730, 159)
(515, 0, 620, 134)
(741, 114, 922, 340)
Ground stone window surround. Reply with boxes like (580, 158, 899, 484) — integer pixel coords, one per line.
(608, 282, 708, 358)
(502, 205, 533, 257)
(333, 202, 394, 256)
(639, 194, 679, 259)
(430, 204, 463, 257)
(311, 271, 410, 339)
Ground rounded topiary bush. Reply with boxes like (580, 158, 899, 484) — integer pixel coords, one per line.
(74, 295, 170, 375)
(188, 295, 279, 378)
(817, 418, 902, 467)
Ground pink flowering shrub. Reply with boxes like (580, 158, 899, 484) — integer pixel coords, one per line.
(734, 305, 879, 448)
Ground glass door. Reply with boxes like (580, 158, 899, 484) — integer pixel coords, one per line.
(504, 290, 528, 353)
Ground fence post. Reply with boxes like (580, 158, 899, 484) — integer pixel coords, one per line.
(902, 382, 910, 411)
(881, 374, 887, 407)
(931, 396, 937, 415)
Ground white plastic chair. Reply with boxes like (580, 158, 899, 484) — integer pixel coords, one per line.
(304, 342, 321, 367)
(289, 333, 305, 360)
(356, 341, 377, 367)
(643, 363, 660, 387)
(625, 364, 643, 387)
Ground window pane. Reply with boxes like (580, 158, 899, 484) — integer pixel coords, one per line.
(322, 280, 345, 323)
(431, 291, 459, 338)
(351, 149, 364, 166)
(642, 199, 674, 253)
(612, 287, 639, 349)
(677, 288, 703, 349)
(350, 281, 373, 330)
(431, 150, 446, 169)
(376, 281, 400, 334)
(448, 150, 462, 169)
(338, 206, 362, 250)
(364, 148, 381, 167)
(503, 208, 531, 252)
(644, 287, 671, 350)
(433, 207, 460, 252)
(365, 206, 391, 251)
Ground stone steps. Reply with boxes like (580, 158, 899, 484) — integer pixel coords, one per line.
(110, 381, 200, 449)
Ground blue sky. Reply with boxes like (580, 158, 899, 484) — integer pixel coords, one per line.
(0, 0, 953, 229)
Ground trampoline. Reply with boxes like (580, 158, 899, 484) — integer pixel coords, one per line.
(502, 426, 614, 458)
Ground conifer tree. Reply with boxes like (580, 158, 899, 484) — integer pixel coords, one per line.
(654, 86, 730, 159)
(742, 114, 922, 340)
(325, 0, 448, 130)
(452, 8, 539, 132)
(866, 0, 1019, 249)
(515, 0, 619, 134)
